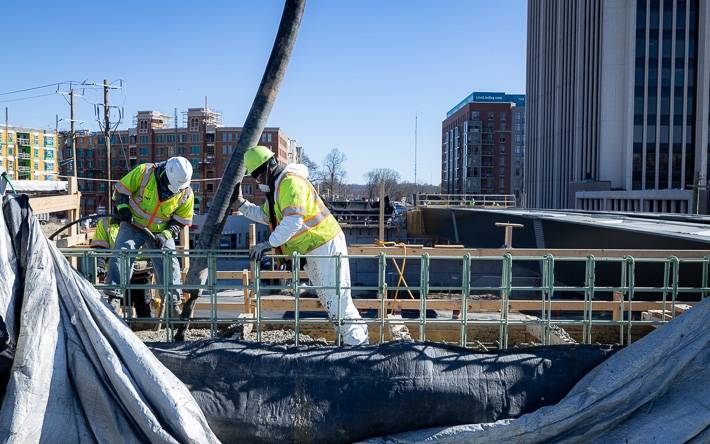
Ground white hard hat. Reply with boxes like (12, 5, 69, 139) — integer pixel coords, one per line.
(165, 156, 192, 194)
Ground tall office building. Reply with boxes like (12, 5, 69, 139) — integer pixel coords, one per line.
(526, 0, 710, 213)
(442, 92, 525, 198)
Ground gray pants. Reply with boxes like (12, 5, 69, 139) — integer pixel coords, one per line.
(105, 223, 182, 304)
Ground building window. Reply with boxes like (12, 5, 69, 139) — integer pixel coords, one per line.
(191, 134, 199, 142)
(139, 147, 149, 156)
(191, 183, 200, 192)
(206, 183, 214, 192)
(191, 146, 200, 154)
(139, 135, 149, 144)
(33, 148, 39, 157)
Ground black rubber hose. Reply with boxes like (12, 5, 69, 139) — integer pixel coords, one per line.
(48, 213, 107, 240)
(48, 214, 158, 246)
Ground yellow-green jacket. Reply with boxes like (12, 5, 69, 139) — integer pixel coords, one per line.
(90, 218, 119, 249)
(114, 163, 194, 233)
(239, 163, 341, 255)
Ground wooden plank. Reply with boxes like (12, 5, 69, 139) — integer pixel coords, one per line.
(347, 245, 710, 259)
(29, 194, 81, 214)
(217, 271, 246, 279)
(194, 298, 697, 314)
(55, 233, 87, 248)
(216, 270, 307, 279)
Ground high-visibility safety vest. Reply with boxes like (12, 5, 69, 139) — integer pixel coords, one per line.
(114, 163, 194, 233)
(90, 218, 119, 249)
(262, 173, 341, 256)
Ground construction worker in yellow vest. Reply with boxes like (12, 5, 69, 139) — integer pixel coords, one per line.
(237, 146, 369, 345)
(105, 157, 194, 310)
(90, 217, 119, 278)
(92, 217, 155, 317)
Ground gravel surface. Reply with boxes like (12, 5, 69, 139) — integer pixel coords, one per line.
(134, 327, 329, 345)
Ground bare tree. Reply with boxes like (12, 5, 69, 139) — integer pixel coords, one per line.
(300, 152, 323, 184)
(321, 148, 347, 198)
(177, 0, 306, 341)
(364, 168, 400, 200)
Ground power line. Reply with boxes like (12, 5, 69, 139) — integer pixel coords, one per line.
(0, 92, 58, 104)
(0, 82, 67, 96)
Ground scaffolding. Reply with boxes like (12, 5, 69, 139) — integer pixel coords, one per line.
(60, 246, 706, 346)
(416, 193, 516, 208)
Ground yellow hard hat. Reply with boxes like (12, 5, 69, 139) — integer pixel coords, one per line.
(244, 146, 275, 177)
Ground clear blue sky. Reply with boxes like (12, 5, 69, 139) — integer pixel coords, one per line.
(1, 0, 526, 185)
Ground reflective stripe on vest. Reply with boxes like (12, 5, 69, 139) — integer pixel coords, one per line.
(127, 164, 189, 231)
(273, 172, 341, 255)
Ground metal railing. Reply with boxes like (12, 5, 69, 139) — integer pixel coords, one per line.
(416, 193, 516, 208)
(60, 248, 706, 347)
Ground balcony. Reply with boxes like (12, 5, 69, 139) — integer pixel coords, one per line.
(17, 152, 31, 160)
(17, 138, 30, 147)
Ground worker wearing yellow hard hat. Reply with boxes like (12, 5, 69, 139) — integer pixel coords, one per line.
(238, 145, 369, 345)
(104, 157, 194, 312)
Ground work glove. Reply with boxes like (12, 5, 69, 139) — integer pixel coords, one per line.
(96, 256, 107, 280)
(166, 220, 184, 240)
(155, 230, 172, 249)
(250, 241, 272, 262)
(114, 204, 132, 224)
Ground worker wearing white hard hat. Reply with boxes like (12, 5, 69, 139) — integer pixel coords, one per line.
(104, 156, 194, 311)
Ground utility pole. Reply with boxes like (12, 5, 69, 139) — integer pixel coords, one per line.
(103, 79, 112, 207)
(414, 114, 418, 188)
(5, 107, 10, 180)
(70, 87, 77, 178)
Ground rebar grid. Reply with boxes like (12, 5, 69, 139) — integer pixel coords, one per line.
(61, 248, 707, 347)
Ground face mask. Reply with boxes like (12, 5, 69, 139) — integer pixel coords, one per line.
(258, 184, 271, 193)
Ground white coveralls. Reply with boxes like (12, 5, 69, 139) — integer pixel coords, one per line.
(239, 164, 369, 345)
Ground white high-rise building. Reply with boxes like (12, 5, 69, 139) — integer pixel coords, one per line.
(525, 0, 710, 213)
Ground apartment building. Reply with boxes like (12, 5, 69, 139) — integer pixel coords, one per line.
(442, 92, 526, 198)
(59, 107, 293, 214)
(0, 126, 58, 181)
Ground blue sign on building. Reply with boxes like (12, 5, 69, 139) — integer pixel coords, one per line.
(447, 91, 525, 117)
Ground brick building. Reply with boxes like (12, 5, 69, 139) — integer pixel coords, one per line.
(60, 107, 294, 214)
(441, 92, 525, 197)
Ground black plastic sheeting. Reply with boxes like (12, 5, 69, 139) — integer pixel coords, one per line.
(149, 340, 617, 443)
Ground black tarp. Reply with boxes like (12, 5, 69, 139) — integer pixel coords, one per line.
(150, 340, 616, 443)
